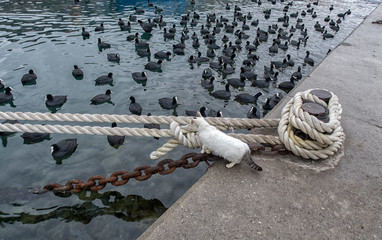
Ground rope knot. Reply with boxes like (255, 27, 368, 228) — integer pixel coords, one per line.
(277, 89, 344, 160)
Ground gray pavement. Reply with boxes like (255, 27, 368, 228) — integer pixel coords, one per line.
(139, 3, 382, 239)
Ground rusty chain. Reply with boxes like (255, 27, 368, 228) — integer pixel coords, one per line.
(40, 144, 288, 195)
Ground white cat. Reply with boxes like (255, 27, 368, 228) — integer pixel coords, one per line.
(191, 112, 262, 171)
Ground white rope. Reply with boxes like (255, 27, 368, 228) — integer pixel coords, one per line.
(0, 111, 279, 129)
(0, 89, 344, 161)
(277, 89, 344, 160)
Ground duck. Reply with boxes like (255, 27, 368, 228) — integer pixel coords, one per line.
(209, 58, 223, 70)
(292, 66, 302, 80)
(107, 122, 125, 149)
(45, 94, 67, 107)
(185, 106, 208, 117)
(95, 73, 113, 85)
(227, 76, 246, 88)
(98, 38, 110, 49)
(107, 53, 120, 62)
(154, 51, 171, 59)
(202, 68, 213, 79)
(21, 69, 37, 84)
(81, 27, 90, 38)
(221, 63, 235, 75)
(0, 87, 13, 103)
(147, 0, 153, 7)
(188, 55, 197, 63)
(154, 6, 163, 13)
(323, 30, 334, 39)
(163, 28, 175, 39)
(201, 76, 215, 90)
(206, 49, 216, 58)
(137, 48, 150, 57)
(269, 41, 279, 53)
(51, 139, 78, 159)
(240, 67, 257, 81)
(196, 52, 209, 63)
(95, 23, 105, 31)
(132, 72, 147, 82)
(120, 21, 131, 31)
(21, 132, 51, 144)
(145, 60, 162, 71)
(173, 47, 185, 55)
(304, 51, 314, 66)
(135, 38, 149, 48)
(138, 20, 153, 32)
(212, 83, 231, 99)
(234, 92, 262, 104)
(134, 7, 145, 14)
(129, 96, 142, 115)
(278, 76, 295, 92)
(127, 33, 139, 41)
(72, 65, 83, 78)
(90, 89, 112, 105)
(129, 15, 137, 21)
(208, 109, 223, 117)
(247, 106, 260, 119)
(286, 54, 294, 66)
(158, 96, 179, 109)
(173, 39, 186, 49)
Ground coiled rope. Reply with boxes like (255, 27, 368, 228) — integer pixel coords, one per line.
(0, 89, 344, 161)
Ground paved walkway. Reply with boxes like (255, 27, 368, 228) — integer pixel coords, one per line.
(139, 3, 382, 239)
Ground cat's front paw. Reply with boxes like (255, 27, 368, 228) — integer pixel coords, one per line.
(206, 149, 211, 154)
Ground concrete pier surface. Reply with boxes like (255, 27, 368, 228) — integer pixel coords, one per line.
(139, 3, 382, 240)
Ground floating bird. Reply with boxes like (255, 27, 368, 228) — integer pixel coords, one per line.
(247, 107, 260, 119)
(201, 76, 215, 90)
(145, 60, 162, 71)
(107, 53, 120, 62)
(235, 92, 262, 104)
(185, 106, 207, 117)
(95, 73, 113, 85)
(154, 51, 171, 59)
(132, 72, 147, 82)
(98, 38, 110, 49)
(45, 94, 67, 107)
(51, 139, 78, 159)
(304, 51, 314, 66)
(81, 27, 90, 38)
(72, 65, 83, 78)
(21, 132, 50, 144)
(21, 69, 37, 84)
(95, 23, 105, 31)
(107, 122, 125, 149)
(212, 83, 231, 99)
(90, 89, 112, 105)
(158, 96, 179, 109)
(0, 87, 13, 103)
(129, 96, 142, 115)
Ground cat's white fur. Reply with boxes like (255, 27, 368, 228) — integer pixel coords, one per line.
(191, 113, 262, 171)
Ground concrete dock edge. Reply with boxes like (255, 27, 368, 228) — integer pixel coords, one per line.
(139, 3, 382, 239)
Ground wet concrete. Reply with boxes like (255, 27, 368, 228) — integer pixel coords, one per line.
(139, 3, 382, 239)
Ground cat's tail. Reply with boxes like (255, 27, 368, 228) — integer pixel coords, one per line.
(243, 151, 262, 171)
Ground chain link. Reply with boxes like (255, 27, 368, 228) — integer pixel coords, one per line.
(39, 144, 288, 195)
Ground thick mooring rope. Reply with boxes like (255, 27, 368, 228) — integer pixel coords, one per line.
(0, 89, 344, 161)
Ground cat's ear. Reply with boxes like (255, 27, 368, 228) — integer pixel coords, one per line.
(196, 111, 202, 117)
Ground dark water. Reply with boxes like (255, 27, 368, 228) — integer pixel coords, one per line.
(0, 0, 379, 239)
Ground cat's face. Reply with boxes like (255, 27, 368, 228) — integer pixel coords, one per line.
(190, 112, 209, 130)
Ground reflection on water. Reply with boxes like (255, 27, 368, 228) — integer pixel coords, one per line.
(0, 0, 379, 239)
(0, 190, 167, 225)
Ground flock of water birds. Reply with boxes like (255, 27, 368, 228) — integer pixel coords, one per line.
(0, 0, 353, 161)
